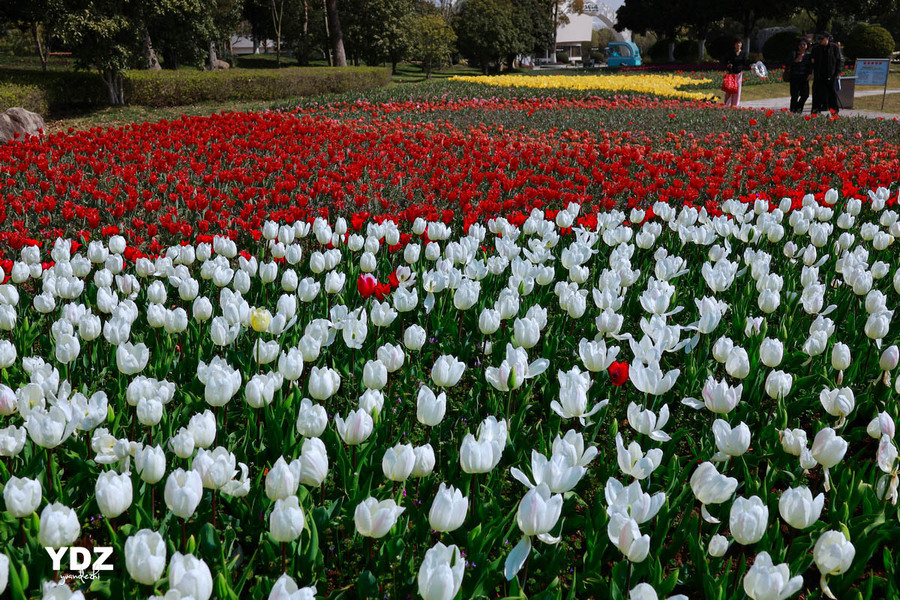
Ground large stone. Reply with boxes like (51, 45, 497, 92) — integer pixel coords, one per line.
(0, 107, 45, 144)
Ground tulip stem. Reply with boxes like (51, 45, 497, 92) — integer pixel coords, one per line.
(212, 490, 217, 528)
(281, 541, 287, 574)
(47, 447, 55, 499)
(182, 520, 187, 551)
(625, 562, 631, 595)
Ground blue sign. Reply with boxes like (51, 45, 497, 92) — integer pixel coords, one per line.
(855, 59, 890, 85)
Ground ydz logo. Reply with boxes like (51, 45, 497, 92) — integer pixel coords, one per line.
(45, 546, 114, 572)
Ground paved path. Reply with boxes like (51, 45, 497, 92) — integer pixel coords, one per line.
(739, 89, 900, 119)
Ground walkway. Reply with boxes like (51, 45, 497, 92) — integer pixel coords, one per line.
(740, 88, 900, 119)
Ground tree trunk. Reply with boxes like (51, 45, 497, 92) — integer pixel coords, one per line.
(163, 47, 179, 70)
(325, 0, 347, 67)
(272, 0, 284, 68)
(697, 37, 706, 62)
(143, 34, 162, 70)
(322, 0, 332, 66)
(208, 40, 218, 70)
(667, 39, 675, 62)
(102, 70, 125, 105)
(298, 0, 309, 66)
(31, 23, 49, 72)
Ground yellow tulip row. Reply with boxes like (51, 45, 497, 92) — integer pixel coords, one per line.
(449, 74, 716, 101)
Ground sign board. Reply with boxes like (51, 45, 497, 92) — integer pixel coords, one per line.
(855, 59, 890, 86)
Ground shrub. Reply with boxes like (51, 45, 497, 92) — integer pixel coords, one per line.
(2, 66, 391, 111)
(555, 52, 569, 63)
(844, 24, 895, 60)
(762, 31, 802, 63)
(706, 35, 736, 62)
(0, 82, 49, 114)
(0, 69, 106, 109)
(124, 67, 391, 107)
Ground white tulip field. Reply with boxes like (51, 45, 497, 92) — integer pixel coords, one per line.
(0, 189, 899, 600)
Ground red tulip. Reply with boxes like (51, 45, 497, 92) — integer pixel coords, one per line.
(357, 274, 377, 299)
(608, 362, 630, 387)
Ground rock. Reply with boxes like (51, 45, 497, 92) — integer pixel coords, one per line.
(0, 107, 44, 144)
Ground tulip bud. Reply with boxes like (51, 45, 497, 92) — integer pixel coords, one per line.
(708, 534, 730, 557)
(3, 476, 42, 518)
(778, 486, 824, 530)
(135, 444, 166, 484)
(168, 552, 214, 600)
(96, 471, 133, 518)
(125, 529, 167, 585)
(429, 483, 468, 532)
(729, 496, 768, 545)
(354, 498, 405, 538)
(165, 469, 203, 519)
(39, 503, 81, 549)
(758, 338, 783, 368)
(418, 543, 465, 600)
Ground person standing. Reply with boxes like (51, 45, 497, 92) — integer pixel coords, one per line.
(723, 38, 749, 107)
(788, 39, 812, 113)
(811, 32, 843, 114)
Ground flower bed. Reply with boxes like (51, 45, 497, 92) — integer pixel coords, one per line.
(1, 92, 899, 256)
(0, 84, 898, 600)
(449, 74, 716, 100)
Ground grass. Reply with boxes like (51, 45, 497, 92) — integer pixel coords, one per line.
(854, 91, 900, 113)
(389, 62, 484, 84)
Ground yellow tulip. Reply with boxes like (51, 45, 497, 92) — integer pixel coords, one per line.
(250, 308, 272, 333)
(449, 74, 715, 101)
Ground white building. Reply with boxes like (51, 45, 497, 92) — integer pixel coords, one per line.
(555, 13, 594, 62)
(230, 36, 277, 56)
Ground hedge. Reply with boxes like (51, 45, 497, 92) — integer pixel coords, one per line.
(124, 67, 391, 107)
(0, 66, 391, 112)
(0, 70, 105, 110)
(0, 82, 49, 114)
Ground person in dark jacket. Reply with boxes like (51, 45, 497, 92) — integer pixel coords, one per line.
(811, 32, 843, 114)
(788, 39, 812, 113)
(723, 38, 750, 107)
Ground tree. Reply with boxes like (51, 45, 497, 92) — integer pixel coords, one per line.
(798, 0, 893, 35)
(0, 0, 63, 71)
(680, 0, 726, 61)
(271, 0, 286, 66)
(513, 0, 555, 60)
(404, 13, 456, 77)
(356, 0, 414, 72)
(616, 0, 682, 61)
(143, 0, 211, 70)
(455, 0, 519, 73)
(56, 0, 143, 104)
(729, 0, 793, 57)
(325, 0, 347, 66)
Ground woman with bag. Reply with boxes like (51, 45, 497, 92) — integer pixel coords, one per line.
(787, 39, 812, 113)
(723, 38, 749, 107)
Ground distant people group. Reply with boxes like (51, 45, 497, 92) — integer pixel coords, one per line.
(723, 31, 844, 114)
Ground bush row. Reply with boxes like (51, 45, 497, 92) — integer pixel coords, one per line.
(0, 82, 49, 114)
(124, 67, 391, 107)
(0, 66, 391, 113)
